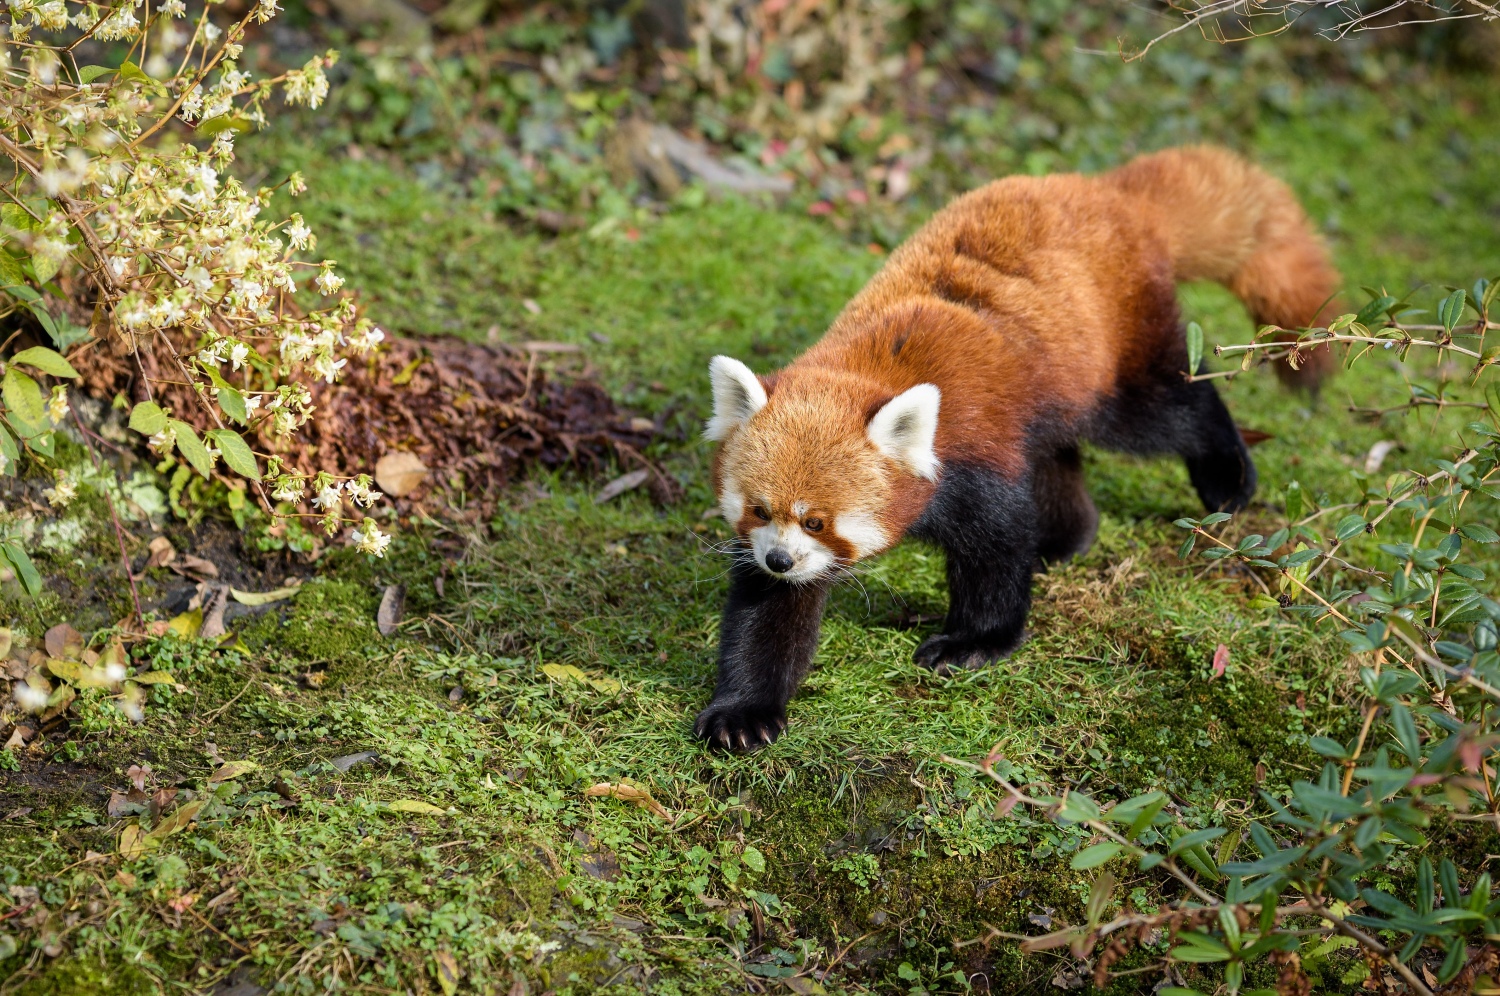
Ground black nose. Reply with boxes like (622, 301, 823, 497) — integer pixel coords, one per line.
(765, 548, 795, 574)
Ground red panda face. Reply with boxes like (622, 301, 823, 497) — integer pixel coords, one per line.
(705, 356, 941, 583)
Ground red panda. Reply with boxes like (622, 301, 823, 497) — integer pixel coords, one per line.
(696, 146, 1342, 752)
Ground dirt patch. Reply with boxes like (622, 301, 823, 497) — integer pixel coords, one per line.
(71, 334, 681, 513)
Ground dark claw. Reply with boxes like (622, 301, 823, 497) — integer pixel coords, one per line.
(693, 700, 787, 753)
(914, 632, 1025, 673)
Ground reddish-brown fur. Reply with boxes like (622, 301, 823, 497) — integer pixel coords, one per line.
(715, 146, 1341, 547)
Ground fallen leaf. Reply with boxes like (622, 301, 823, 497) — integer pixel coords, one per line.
(377, 584, 405, 636)
(82, 850, 108, 865)
(175, 554, 219, 578)
(330, 751, 379, 772)
(143, 536, 176, 571)
(435, 949, 461, 996)
(1237, 427, 1274, 447)
(107, 789, 148, 818)
(199, 585, 230, 641)
(118, 823, 149, 860)
(1211, 643, 1229, 679)
(208, 760, 259, 784)
(113, 870, 137, 890)
(1364, 439, 1400, 474)
(3, 727, 26, 750)
(521, 340, 580, 353)
(784, 978, 826, 995)
(387, 799, 447, 816)
(44, 658, 83, 683)
(231, 583, 302, 605)
(374, 452, 429, 498)
(132, 671, 175, 685)
(206, 886, 238, 910)
(594, 468, 649, 504)
(0, 627, 11, 659)
(583, 781, 671, 820)
(168, 609, 202, 638)
(521, 298, 542, 316)
(128, 764, 151, 791)
(44, 623, 84, 660)
(146, 799, 204, 841)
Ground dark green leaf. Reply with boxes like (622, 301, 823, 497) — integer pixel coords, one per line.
(1169, 827, 1227, 855)
(1309, 736, 1349, 759)
(1070, 842, 1122, 870)
(76, 64, 114, 83)
(1438, 289, 1467, 333)
(1460, 523, 1499, 544)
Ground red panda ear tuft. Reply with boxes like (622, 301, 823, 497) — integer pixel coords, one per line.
(867, 383, 941, 481)
(705, 356, 768, 441)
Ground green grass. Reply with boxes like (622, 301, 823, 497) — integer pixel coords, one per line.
(4, 66, 1500, 996)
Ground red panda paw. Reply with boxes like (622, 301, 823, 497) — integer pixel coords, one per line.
(914, 631, 1026, 676)
(693, 701, 788, 753)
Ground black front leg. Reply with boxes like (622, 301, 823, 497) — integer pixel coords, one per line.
(909, 463, 1037, 674)
(695, 558, 830, 752)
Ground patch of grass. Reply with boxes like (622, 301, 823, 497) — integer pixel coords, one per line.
(6, 67, 1500, 996)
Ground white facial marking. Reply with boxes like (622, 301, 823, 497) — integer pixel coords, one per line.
(834, 510, 890, 559)
(750, 520, 834, 584)
(867, 383, 942, 481)
(718, 485, 745, 530)
(704, 355, 768, 441)
(792, 501, 808, 518)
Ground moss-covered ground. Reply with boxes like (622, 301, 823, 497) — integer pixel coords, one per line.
(3, 44, 1500, 996)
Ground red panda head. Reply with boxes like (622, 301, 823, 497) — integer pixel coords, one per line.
(705, 355, 941, 583)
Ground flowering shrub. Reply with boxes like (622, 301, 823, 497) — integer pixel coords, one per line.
(0, 0, 390, 595)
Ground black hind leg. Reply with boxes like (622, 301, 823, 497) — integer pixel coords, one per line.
(1093, 374, 1257, 513)
(1033, 445, 1099, 565)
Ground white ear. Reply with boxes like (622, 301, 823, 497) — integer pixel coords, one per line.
(704, 355, 768, 441)
(867, 383, 941, 481)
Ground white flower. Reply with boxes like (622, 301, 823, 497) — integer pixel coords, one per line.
(287, 172, 307, 196)
(243, 393, 262, 413)
(13, 681, 48, 713)
(162, 0, 186, 15)
(345, 476, 382, 507)
(353, 518, 391, 557)
(254, 0, 281, 22)
(46, 386, 69, 424)
(311, 482, 342, 511)
(42, 474, 78, 508)
(271, 477, 304, 503)
(314, 268, 343, 295)
(284, 214, 311, 250)
(229, 342, 250, 370)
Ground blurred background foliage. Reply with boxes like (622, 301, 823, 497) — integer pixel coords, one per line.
(254, 0, 1499, 232)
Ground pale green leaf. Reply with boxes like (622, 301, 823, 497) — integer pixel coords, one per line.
(169, 419, 214, 478)
(10, 345, 78, 379)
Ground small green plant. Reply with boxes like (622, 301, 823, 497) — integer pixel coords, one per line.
(830, 852, 881, 892)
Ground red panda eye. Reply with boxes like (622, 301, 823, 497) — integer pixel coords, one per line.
(803, 517, 824, 533)
(753, 506, 771, 521)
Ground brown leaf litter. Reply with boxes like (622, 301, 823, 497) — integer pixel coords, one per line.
(70, 334, 681, 515)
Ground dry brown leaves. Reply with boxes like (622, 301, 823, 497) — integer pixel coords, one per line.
(69, 333, 679, 514)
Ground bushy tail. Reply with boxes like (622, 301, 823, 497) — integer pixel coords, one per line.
(1106, 145, 1342, 390)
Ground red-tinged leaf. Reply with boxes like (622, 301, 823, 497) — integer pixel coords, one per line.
(1211, 643, 1229, 679)
(1460, 738, 1482, 773)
